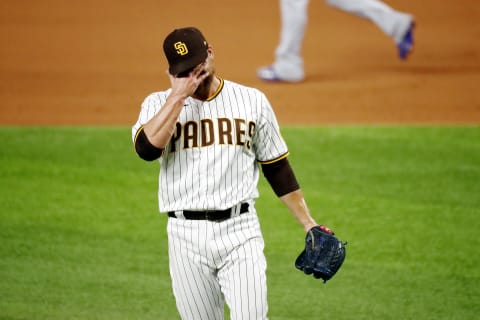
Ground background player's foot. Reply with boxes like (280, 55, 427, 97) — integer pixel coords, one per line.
(397, 22, 415, 60)
(257, 65, 304, 83)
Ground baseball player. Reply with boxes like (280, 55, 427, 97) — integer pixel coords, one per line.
(258, 0, 415, 82)
(132, 27, 325, 320)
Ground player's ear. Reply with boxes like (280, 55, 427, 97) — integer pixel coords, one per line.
(206, 45, 214, 58)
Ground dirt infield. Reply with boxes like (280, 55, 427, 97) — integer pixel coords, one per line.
(1, 0, 479, 125)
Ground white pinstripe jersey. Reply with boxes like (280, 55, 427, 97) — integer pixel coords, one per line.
(132, 78, 288, 213)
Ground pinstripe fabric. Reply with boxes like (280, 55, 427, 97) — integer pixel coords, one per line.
(167, 210, 267, 320)
(132, 79, 288, 212)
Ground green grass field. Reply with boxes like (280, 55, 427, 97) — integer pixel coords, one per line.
(1, 126, 479, 320)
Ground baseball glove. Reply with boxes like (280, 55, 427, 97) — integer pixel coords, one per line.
(295, 225, 347, 283)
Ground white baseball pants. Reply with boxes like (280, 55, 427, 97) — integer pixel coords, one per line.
(167, 210, 268, 320)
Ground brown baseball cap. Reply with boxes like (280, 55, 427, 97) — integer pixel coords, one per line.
(163, 27, 209, 76)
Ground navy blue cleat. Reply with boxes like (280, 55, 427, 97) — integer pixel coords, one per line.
(397, 22, 415, 60)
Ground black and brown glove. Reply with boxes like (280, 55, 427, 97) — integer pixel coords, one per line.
(295, 225, 347, 283)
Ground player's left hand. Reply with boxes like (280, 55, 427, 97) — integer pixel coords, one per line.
(295, 225, 347, 283)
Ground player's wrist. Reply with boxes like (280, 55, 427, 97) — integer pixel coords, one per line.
(304, 222, 319, 233)
(308, 224, 334, 235)
(170, 94, 187, 105)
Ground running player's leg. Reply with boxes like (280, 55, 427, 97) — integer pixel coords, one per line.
(258, 0, 309, 82)
(274, 0, 309, 81)
(167, 219, 225, 320)
(325, 0, 413, 44)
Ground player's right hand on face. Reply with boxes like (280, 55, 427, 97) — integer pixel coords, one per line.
(168, 63, 210, 99)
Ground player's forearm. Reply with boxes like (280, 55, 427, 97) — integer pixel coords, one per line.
(280, 189, 318, 233)
(261, 158, 318, 232)
(143, 94, 186, 148)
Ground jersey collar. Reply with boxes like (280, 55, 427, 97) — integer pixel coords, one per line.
(206, 77, 224, 101)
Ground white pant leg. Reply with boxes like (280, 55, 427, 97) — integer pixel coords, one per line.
(167, 219, 225, 320)
(324, 0, 413, 43)
(273, 0, 309, 81)
(216, 212, 268, 320)
(218, 237, 268, 320)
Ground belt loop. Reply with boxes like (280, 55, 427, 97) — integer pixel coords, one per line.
(231, 203, 241, 218)
(175, 210, 185, 219)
